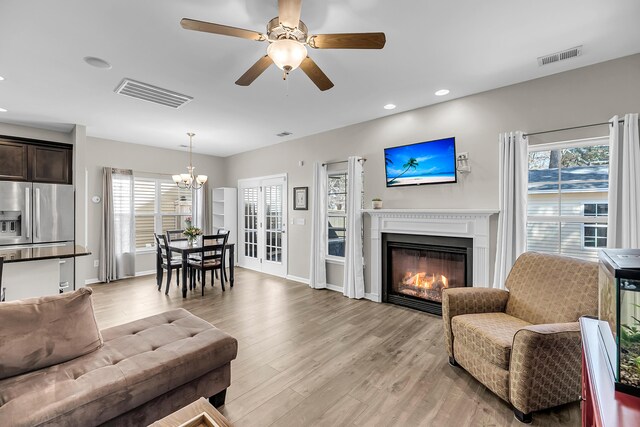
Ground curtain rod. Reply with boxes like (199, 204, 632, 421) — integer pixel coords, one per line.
(523, 119, 624, 138)
(322, 158, 367, 167)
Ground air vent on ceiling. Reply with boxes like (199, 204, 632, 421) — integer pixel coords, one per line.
(114, 78, 193, 108)
(276, 131, 293, 137)
(537, 46, 583, 66)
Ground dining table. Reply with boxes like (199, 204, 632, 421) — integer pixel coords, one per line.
(162, 241, 235, 298)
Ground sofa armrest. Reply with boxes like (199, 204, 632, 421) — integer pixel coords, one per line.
(442, 287, 510, 358)
(509, 322, 582, 414)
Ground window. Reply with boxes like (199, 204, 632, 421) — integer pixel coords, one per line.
(583, 202, 608, 249)
(584, 202, 608, 217)
(327, 172, 347, 258)
(134, 176, 192, 250)
(527, 138, 609, 261)
(326, 170, 364, 259)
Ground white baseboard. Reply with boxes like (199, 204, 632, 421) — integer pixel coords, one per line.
(326, 284, 343, 293)
(286, 274, 310, 285)
(84, 269, 157, 285)
(135, 270, 156, 277)
(365, 293, 381, 302)
(326, 285, 380, 302)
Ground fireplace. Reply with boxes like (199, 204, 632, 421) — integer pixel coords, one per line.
(382, 233, 473, 315)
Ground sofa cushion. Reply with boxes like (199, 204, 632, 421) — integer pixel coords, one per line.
(0, 308, 238, 427)
(451, 312, 531, 370)
(0, 288, 103, 380)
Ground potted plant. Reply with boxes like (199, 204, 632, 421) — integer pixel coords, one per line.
(372, 197, 383, 209)
(183, 217, 202, 245)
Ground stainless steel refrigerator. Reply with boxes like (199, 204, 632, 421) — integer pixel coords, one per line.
(0, 181, 75, 294)
(0, 181, 74, 246)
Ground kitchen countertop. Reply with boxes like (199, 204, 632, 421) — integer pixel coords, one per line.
(0, 245, 91, 263)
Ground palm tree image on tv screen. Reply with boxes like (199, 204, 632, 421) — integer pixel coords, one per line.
(385, 137, 457, 187)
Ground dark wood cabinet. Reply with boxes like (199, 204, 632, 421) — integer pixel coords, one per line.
(0, 137, 72, 184)
(0, 140, 29, 181)
(28, 145, 72, 184)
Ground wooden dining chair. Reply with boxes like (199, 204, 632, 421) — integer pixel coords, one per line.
(214, 229, 230, 282)
(166, 229, 187, 243)
(154, 233, 182, 295)
(188, 233, 229, 296)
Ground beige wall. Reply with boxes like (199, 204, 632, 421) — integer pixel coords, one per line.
(0, 122, 226, 285)
(0, 122, 72, 144)
(80, 136, 227, 282)
(2, 54, 640, 291)
(223, 54, 640, 291)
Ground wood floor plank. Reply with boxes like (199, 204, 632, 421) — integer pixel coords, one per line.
(233, 388, 306, 427)
(310, 394, 367, 427)
(89, 269, 580, 427)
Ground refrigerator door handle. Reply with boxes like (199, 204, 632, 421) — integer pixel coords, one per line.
(35, 187, 40, 239)
(25, 187, 31, 239)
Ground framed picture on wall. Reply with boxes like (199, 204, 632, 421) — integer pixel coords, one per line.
(293, 187, 308, 210)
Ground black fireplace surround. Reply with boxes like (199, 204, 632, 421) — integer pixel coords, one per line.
(382, 233, 473, 315)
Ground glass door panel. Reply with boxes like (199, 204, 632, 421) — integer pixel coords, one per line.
(237, 175, 287, 277)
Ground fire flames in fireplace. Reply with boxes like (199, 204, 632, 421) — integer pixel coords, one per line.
(398, 271, 449, 302)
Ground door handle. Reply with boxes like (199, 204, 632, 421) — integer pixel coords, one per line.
(24, 187, 30, 239)
(35, 188, 40, 239)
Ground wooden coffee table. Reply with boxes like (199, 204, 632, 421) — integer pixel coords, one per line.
(150, 397, 232, 427)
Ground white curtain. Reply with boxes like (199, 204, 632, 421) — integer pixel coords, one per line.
(493, 132, 528, 289)
(309, 162, 327, 289)
(192, 182, 211, 234)
(343, 156, 365, 299)
(99, 168, 135, 282)
(608, 113, 640, 248)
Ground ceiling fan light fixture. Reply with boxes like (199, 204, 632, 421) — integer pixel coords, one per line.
(267, 39, 307, 73)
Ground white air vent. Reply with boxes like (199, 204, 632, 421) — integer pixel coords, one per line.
(276, 131, 293, 137)
(114, 78, 193, 108)
(537, 46, 583, 66)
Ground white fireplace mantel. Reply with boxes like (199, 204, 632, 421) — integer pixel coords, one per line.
(363, 209, 499, 302)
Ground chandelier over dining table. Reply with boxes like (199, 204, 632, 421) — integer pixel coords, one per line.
(173, 132, 207, 190)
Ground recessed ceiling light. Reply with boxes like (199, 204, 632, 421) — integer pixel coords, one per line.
(383, 104, 396, 110)
(83, 56, 112, 69)
(435, 89, 450, 96)
(0, 76, 4, 81)
(0, 107, 7, 112)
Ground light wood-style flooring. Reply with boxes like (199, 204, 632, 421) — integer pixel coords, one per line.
(89, 269, 580, 426)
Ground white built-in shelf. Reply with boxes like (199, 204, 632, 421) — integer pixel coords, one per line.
(212, 187, 238, 264)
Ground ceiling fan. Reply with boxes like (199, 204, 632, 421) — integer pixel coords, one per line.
(180, 0, 386, 91)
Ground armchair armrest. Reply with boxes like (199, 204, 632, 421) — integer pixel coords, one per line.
(442, 287, 510, 358)
(509, 322, 582, 414)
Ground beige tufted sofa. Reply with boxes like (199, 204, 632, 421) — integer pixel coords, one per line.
(0, 299, 237, 426)
(442, 252, 598, 423)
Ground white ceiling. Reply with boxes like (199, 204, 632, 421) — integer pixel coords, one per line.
(0, 0, 639, 157)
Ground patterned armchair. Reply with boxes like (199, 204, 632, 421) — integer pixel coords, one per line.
(442, 252, 598, 423)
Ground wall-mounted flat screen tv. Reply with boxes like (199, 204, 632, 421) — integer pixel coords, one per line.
(384, 137, 457, 187)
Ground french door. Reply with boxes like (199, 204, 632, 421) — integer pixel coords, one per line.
(238, 174, 287, 277)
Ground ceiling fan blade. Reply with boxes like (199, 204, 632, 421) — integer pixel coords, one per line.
(181, 18, 265, 41)
(279, 0, 302, 29)
(299, 57, 334, 91)
(309, 33, 386, 49)
(235, 56, 274, 86)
